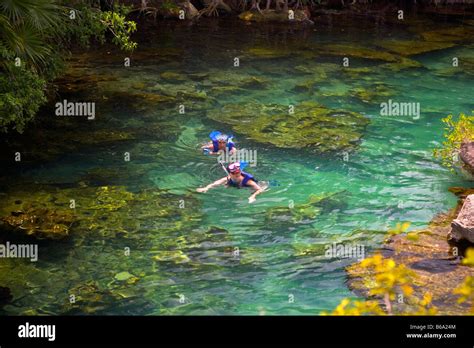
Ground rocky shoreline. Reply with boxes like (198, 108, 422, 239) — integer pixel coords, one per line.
(347, 187, 474, 315)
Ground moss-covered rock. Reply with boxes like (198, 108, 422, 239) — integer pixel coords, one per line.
(292, 79, 315, 92)
(380, 57, 423, 72)
(203, 70, 270, 90)
(420, 26, 474, 43)
(350, 83, 394, 103)
(0, 191, 75, 240)
(152, 250, 191, 264)
(209, 85, 246, 97)
(376, 40, 456, 56)
(319, 44, 398, 62)
(265, 191, 347, 226)
(207, 101, 369, 153)
(160, 71, 187, 82)
(149, 82, 208, 101)
(0, 184, 203, 241)
(294, 63, 340, 77)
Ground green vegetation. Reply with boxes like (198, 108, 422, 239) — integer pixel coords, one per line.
(329, 219, 474, 315)
(0, 0, 137, 133)
(326, 253, 437, 315)
(434, 112, 474, 170)
(454, 248, 474, 313)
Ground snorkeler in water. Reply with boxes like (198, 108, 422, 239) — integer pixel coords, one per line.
(196, 162, 264, 203)
(201, 131, 237, 156)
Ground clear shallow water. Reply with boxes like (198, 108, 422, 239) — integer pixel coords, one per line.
(0, 18, 473, 315)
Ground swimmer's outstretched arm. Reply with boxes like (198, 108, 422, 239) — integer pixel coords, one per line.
(247, 181, 264, 203)
(201, 143, 219, 155)
(196, 177, 228, 193)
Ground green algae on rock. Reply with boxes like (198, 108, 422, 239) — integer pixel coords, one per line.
(203, 70, 270, 90)
(350, 84, 394, 104)
(207, 101, 369, 153)
(160, 71, 187, 82)
(209, 85, 246, 97)
(0, 184, 203, 241)
(265, 191, 347, 226)
(152, 250, 191, 264)
(292, 79, 316, 93)
(379, 57, 423, 72)
(318, 44, 398, 62)
(376, 40, 456, 56)
(420, 26, 474, 43)
(90, 186, 134, 211)
(0, 191, 75, 240)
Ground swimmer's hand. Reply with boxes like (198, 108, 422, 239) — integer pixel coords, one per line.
(248, 196, 256, 204)
(196, 187, 208, 193)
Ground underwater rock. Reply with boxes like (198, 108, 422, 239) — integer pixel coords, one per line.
(160, 72, 187, 83)
(294, 63, 340, 77)
(239, 9, 313, 24)
(460, 141, 474, 176)
(341, 67, 372, 79)
(318, 44, 398, 62)
(207, 101, 369, 153)
(0, 184, 203, 243)
(64, 280, 120, 314)
(347, 191, 472, 315)
(292, 242, 326, 257)
(450, 195, 474, 244)
(204, 70, 269, 89)
(90, 186, 134, 211)
(244, 47, 292, 59)
(150, 82, 208, 101)
(0, 201, 74, 240)
(114, 271, 134, 281)
(188, 72, 209, 81)
(292, 80, 315, 92)
(350, 84, 394, 103)
(152, 250, 191, 264)
(380, 57, 423, 72)
(55, 70, 118, 95)
(209, 86, 246, 97)
(265, 191, 347, 226)
(376, 40, 456, 56)
(420, 26, 474, 43)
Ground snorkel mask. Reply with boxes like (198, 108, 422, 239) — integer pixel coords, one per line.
(227, 162, 241, 174)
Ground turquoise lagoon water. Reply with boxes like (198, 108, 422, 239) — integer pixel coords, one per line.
(0, 17, 473, 315)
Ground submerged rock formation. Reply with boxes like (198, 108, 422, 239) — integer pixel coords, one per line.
(207, 101, 369, 153)
(0, 184, 203, 242)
